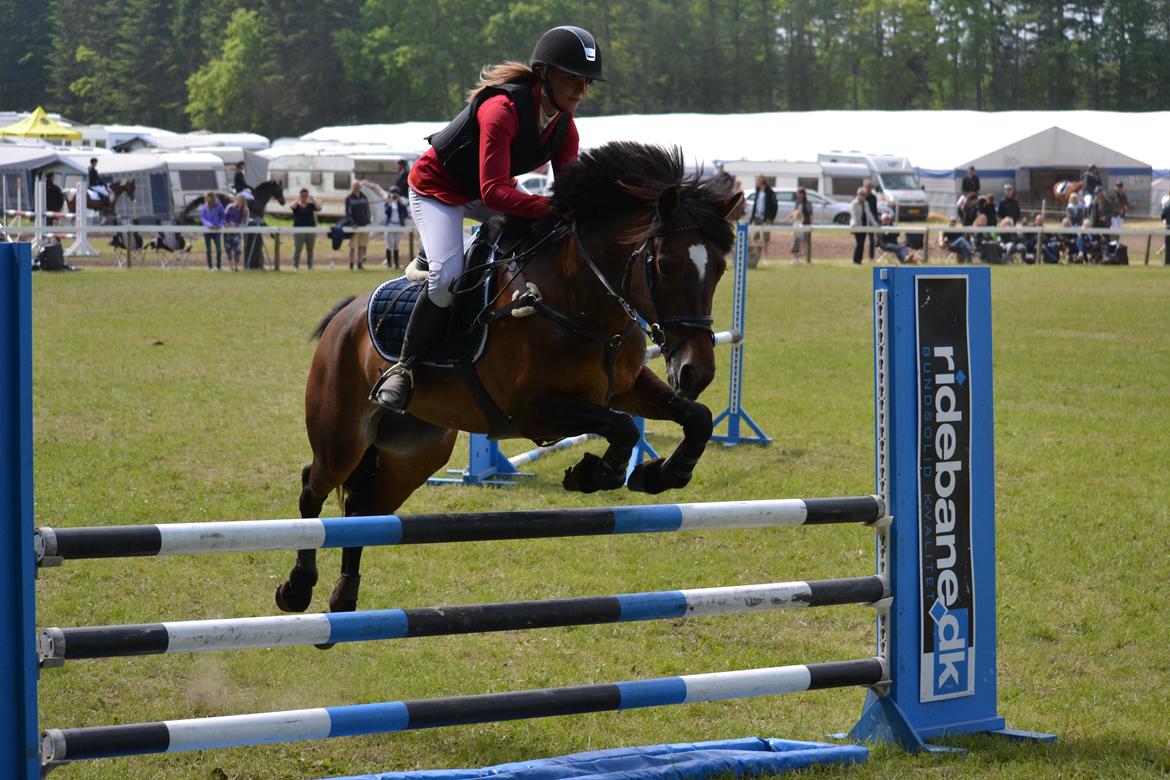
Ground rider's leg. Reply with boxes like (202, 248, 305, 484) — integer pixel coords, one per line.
(370, 193, 465, 413)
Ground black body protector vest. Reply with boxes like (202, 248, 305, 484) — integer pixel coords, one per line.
(426, 77, 569, 201)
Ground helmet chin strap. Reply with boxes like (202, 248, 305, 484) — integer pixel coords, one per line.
(537, 66, 568, 115)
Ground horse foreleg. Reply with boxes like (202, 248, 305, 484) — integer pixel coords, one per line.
(611, 367, 713, 494)
(522, 394, 640, 494)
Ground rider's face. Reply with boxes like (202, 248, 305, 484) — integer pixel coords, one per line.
(545, 67, 591, 114)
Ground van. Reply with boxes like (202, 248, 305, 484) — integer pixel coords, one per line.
(817, 152, 930, 221)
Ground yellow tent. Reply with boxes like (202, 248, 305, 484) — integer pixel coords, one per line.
(0, 107, 82, 141)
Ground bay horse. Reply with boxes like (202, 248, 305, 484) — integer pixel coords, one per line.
(1052, 180, 1084, 204)
(178, 180, 286, 223)
(65, 180, 135, 220)
(275, 142, 743, 622)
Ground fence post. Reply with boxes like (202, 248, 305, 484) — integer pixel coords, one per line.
(274, 232, 282, 271)
(0, 243, 40, 780)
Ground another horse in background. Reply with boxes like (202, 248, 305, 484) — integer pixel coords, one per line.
(1052, 180, 1085, 205)
(179, 180, 286, 223)
(65, 180, 136, 222)
(275, 142, 743, 618)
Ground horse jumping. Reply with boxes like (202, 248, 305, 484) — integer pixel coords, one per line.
(276, 143, 742, 616)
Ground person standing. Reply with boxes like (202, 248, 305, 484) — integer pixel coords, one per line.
(1066, 192, 1085, 226)
(44, 172, 65, 224)
(384, 187, 410, 269)
(223, 194, 249, 271)
(850, 187, 869, 265)
(788, 187, 812, 264)
(345, 180, 371, 270)
(1110, 181, 1128, 230)
(395, 159, 410, 194)
(863, 180, 880, 260)
(290, 189, 320, 270)
(1160, 195, 1170, 263)
(749, 175, 777, 262)
(199, 191, 225, 270)
(961, 166, 980, 197)
(370, 25, 602, 413)
(997, 184, 1021, 224)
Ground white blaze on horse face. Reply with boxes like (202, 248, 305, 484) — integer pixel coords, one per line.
(688, 243, 708, 284)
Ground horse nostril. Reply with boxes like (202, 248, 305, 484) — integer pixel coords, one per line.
(677, 361, 715, 400)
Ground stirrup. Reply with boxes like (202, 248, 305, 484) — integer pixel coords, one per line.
(369, 364, 414, 412)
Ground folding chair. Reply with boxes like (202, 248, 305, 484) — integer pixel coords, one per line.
(148, 220, 192, 269)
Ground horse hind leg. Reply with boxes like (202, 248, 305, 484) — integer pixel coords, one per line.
(275, 464, 328, 613)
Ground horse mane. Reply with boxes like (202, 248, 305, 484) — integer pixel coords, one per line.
(550, 142, 735, 253)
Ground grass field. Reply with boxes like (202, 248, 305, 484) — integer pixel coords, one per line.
(29, 258, 1170, 779)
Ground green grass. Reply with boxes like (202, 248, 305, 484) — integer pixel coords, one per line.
(30, 261, 1170, 779)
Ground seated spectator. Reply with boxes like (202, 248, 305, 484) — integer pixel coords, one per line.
(998, 217, 1025, 263)
(1033, 214, 1062, 264)
(972, 213, 1002, 263)
(939, 217, 974, 263)
(980, 194, 997, 226)
(1057, 217, 1078, 260)
(876, 214, 918, 263)
(1076, 218, 1104, 263)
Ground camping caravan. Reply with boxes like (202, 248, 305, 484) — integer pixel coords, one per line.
(719, 160, 825, 194)
(258, 145, 410, 219)
(156, 152, 230, 221)
(816, 152, 930, 221)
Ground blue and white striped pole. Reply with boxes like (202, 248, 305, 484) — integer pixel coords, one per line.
(40, 576, 888, 662)
(37, 496, 888, 564)
(41, 659, 886, 762)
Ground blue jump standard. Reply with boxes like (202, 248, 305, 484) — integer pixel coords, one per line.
(36, 496, 885, 563)
(40, 660, 885, 762)
(40, 576, 887, 661)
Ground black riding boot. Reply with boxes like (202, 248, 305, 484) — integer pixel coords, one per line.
(369, 294, 449, 413)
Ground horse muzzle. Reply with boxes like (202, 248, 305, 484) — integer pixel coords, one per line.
(665, 336, 716, 401)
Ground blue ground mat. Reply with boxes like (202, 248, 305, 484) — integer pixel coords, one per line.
(324, 737, 867, 779)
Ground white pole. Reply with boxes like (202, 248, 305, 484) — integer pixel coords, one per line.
(32, 177, 45, 256)
(64, 189, 99, 258)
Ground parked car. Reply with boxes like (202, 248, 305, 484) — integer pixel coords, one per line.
(744, 188, 852, 224)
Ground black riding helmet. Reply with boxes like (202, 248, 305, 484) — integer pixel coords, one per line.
(531, 26, 606, 82)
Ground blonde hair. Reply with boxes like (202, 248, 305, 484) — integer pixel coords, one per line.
(467, 61, 533, 103)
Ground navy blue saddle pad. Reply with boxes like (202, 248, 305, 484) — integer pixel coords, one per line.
(366, 273, 492, 368)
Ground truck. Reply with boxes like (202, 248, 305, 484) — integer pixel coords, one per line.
(816, 152, 930, 221)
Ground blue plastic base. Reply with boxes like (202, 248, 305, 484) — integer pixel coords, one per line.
(710, 407, 772, 447)
(323, 737, 867, 779)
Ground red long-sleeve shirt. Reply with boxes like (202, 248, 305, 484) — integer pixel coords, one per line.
(409, 82, 579, 220)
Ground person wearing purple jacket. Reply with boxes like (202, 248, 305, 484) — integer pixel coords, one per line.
(199, 191, 225, 270)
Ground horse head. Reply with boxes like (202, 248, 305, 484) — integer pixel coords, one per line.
(624, 182, 742, 400)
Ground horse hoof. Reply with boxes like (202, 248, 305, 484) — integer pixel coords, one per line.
(274, 580, 313, 613)
(563, 452, 626, 494)
(627, 459, 667, 494)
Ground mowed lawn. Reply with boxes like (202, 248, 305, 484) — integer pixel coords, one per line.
(29, 260, 1170, 779)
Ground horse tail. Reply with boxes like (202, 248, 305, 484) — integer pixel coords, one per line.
(311, 296, 357, 341)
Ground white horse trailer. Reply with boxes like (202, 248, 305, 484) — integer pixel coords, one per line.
(260, 146, 408, 219)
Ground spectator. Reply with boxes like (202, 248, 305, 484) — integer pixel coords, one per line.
(1161, 195, 1170, 263)
(972, 213, 1002, 263)
(788, 187, 812, 264)
(749, 175, 777, 262)
(44, 172, 65, 224)
(345, 180, 371, 270)
(877, 214, 917, 263)
(1082, 164, 1102, 207)
(961, 166, 980, 196)
(290, 188, 320, 270)
(980, 193, 997, 226)
(997, 217, 1024, 263)
(997, 184, 1021, 224)
(863, 180, 880, 260)
(1066, 192, 1085, 226)
(1110, 181, 1128, 230)
(850, 187, 868, 265)
(1032, 214, 1062, 264)
(1058, 217, 1079, 261)
(1088, 185, 1113, 231)
(223, 194, 249, 271)
(384, 186, 410, 269)
(86, 158, 109, 208)
(199, 191, 225, 271)
(959, 192, 980, 226)
(395, 159, 410, 194)
(940, 217, 974, 263)
(1076, 217, 1104, 263)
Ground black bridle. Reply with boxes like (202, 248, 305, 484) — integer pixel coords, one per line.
(576, 215, 715, 361)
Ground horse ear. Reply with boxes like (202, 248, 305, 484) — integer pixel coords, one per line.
(657, 185, 680, 220)
(719, 192, 745, 221)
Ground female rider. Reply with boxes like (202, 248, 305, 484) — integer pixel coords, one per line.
(370, 26, 605, 413)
